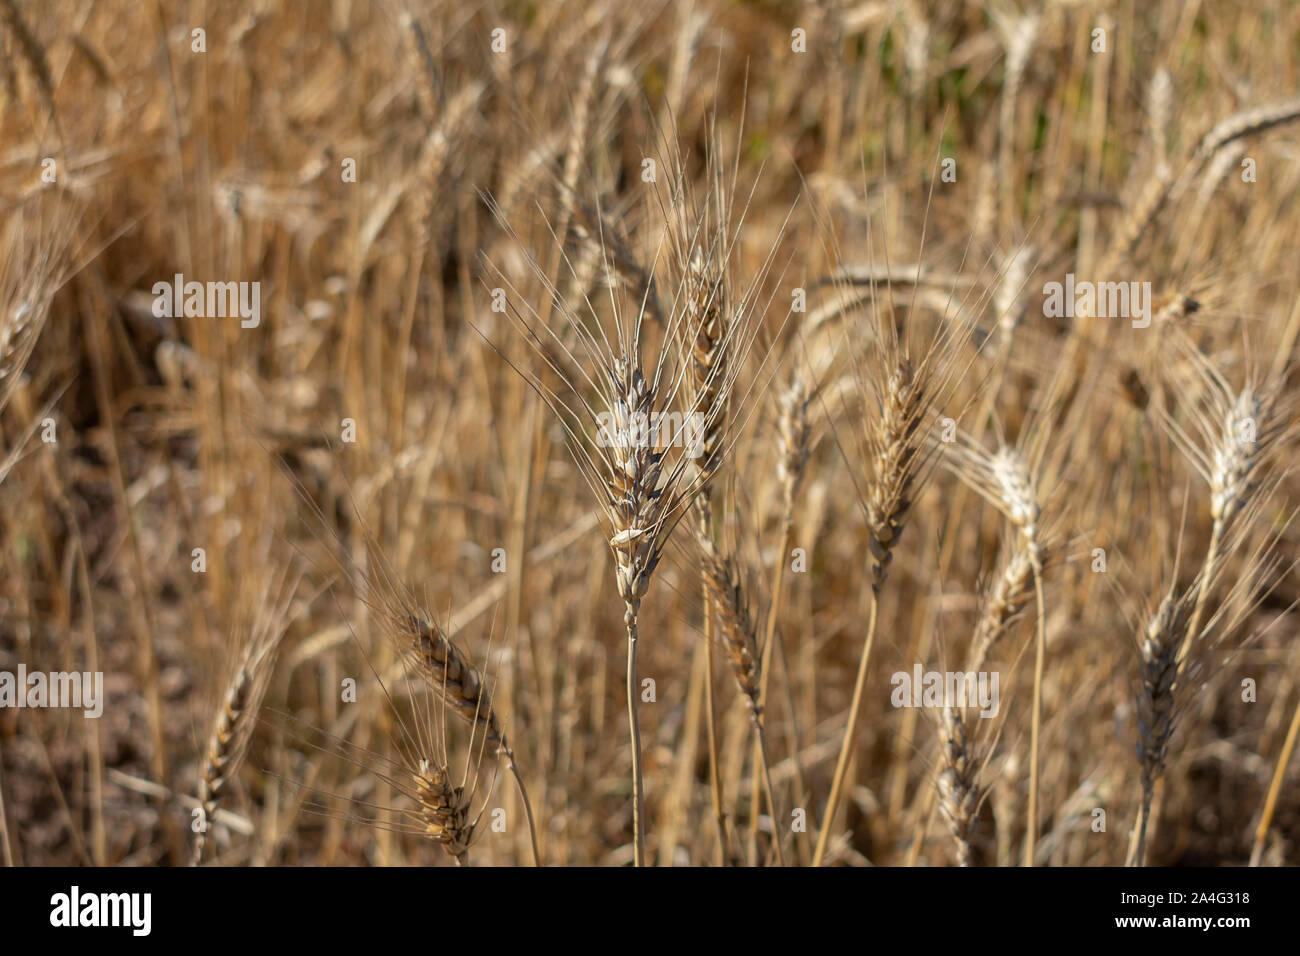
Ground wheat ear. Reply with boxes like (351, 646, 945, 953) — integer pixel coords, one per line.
(698, 534, 785, 866)
(192, 588, 295, 866)
(1162, 341, 1288, 664)
(936, 706, 985, 866)
(967, 546, 1035, 673)
(1129, 589, 1189, 866)
(947, 437, 1046, 864)
(749, 375, 812, 857)
(683, 246, 732, 862)
(390, 608, 541, 867)
(1106, 98, 1300, 268)
(410, 757, 475, 864)
(814, 359, 925, 867)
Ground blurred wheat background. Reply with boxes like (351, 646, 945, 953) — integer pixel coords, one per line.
(2, 0, 1299, 867)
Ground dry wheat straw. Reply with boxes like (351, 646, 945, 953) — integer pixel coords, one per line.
(1252, 694, 1300, 866)
(482, 126, 773, 863)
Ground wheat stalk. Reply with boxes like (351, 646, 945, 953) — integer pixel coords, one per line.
(192, 576, 298, 865)
(682, 237, 732, 863)
(1130, 338, 1294, 864)
(814, 358, 926, 867)
(748, 374, 813, 857)
(482, 128, 773, 863)
(1162, 339, 1290, 663)
(811, 242, 979, 866)
(946, 436, 1049, 864)
(698, 532, 786, 866)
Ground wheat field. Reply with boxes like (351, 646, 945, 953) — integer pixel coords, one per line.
(1, 0, 1299, 869)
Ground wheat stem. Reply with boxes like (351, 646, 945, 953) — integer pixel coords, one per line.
(813, 594, 878, 866)
(750, 716, 785, 866)
(625, 603, 646, 866)
(1023, 552, 1046, 866)
(701, 580, 728, 864)
(748, 522, 792, 862)
(1251, 690, 1300, 866)
(505, 751, 542, 867)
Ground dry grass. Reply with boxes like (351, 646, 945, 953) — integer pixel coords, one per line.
(2, 0, 1300, 868)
